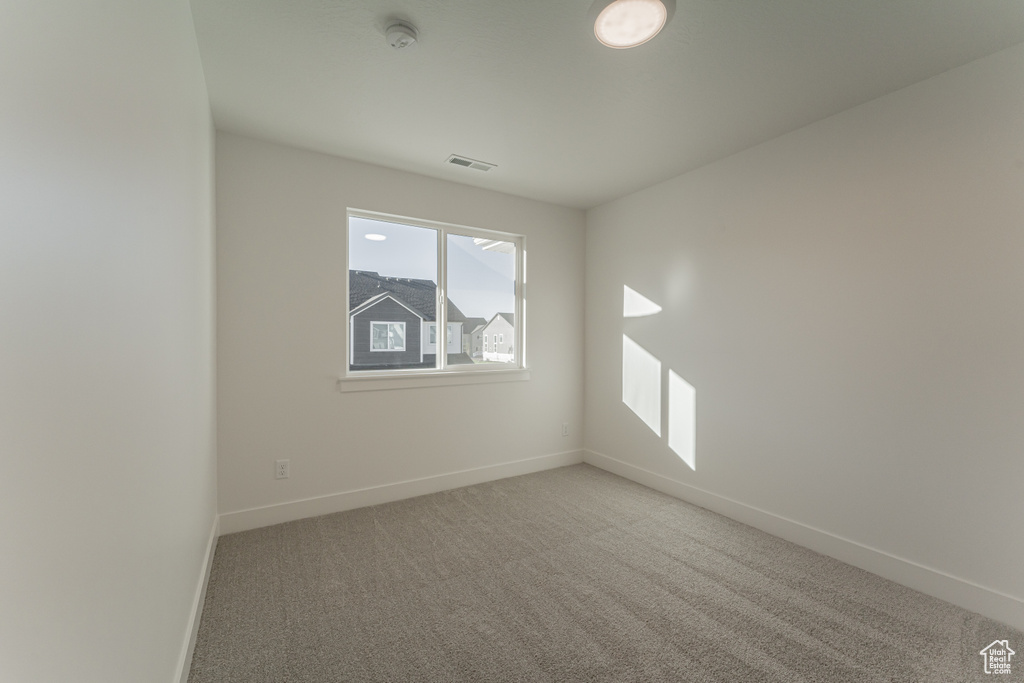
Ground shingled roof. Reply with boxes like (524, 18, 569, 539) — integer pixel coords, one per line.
(484, 312, 514, 327)
(463, 317, 487, 334)
(349, 271, 468, 322)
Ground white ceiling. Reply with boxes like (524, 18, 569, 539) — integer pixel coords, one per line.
(190, 0, 1024, 209)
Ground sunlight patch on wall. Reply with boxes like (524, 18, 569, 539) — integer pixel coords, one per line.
(623, 285, 663, 318)
(668, 370, 696, 470)
(622, 283, 698, 468)
(622, 334, 662, 436)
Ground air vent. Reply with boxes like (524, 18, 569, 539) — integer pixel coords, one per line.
(446, 154, 497, 172)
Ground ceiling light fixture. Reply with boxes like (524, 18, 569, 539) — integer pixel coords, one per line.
(590, 0, 674, 49)
(365, 234, 387, 241)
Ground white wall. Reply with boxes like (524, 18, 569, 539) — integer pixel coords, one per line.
(216, 133, 584, 529)
(585, 44, 1024, 629)
(0, 2, 217, 682)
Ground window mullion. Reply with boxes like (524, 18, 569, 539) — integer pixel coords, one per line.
(437, 227, 447, 371)
(516, 239, 525, 369)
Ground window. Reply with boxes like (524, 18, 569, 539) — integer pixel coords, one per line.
(346, 210, 525, 378)
(499, 334, 504, 344)
(371, 322, 405, 351)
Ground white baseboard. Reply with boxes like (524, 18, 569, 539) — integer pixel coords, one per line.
(583, 449, 1024, 632)
(219, 450, 585, 535)
(176, 515, 219, 683)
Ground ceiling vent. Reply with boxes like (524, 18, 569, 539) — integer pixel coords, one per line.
(446, 155, 497, 172)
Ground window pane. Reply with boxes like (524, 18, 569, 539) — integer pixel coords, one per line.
(371, 322, 388, 350)
(389, 322, 405, 350)
(447, 234, 516, 366)
(350, 217, 437, 371)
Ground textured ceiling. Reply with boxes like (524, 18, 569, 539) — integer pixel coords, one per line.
(190, 0, 1024, 209)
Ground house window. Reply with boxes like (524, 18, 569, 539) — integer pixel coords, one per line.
(347, 210, 525, 378)
(371, 322, 405, 351)
(499, 334, 504, 344)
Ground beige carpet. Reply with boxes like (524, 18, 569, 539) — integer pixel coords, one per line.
(189, 464, 1020, 682)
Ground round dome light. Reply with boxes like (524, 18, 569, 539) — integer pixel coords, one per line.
(592, 0, 673, 49)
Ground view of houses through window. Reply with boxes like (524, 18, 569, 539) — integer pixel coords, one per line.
(348, 212, 521, 373)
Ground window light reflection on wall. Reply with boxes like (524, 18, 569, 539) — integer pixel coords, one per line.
(668, 370, 696, 470)
(621, 283, 697, 469)
(622, 334, 662, 436)
(623, 285, 663, 317)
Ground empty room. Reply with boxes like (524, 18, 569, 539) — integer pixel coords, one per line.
(2, 0, 1023, 681)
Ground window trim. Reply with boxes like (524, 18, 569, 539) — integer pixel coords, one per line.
(342, 208, 527, 387)
(338, 368, 530, 392)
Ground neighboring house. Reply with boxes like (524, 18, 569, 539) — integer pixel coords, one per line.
(480, 312, 515, 363)
(462, 317, 486, 358)
(349, 271, 468, 369)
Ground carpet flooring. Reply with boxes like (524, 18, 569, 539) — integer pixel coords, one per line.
(189, 464, 1021, 682)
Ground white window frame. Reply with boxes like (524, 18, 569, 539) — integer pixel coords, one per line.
(370, 321, 406, 352)
(342, 209, 529, 391)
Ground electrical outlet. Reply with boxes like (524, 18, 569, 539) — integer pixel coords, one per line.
(275, 459, 290, 480)
(562, 422, 569, 437)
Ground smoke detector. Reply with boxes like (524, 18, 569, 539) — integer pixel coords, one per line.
(386, 22, 417, 49)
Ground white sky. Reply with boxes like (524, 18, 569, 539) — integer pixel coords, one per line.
(349, 217, 515, 319)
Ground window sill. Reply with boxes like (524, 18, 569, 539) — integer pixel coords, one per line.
(337, 368, 530, 393)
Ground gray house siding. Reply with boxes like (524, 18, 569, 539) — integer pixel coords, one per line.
(348, 271, 473, 371)
(350, 298, 422, 369)
(463, 318, 486, 359)
(481, 313, 515, 362)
